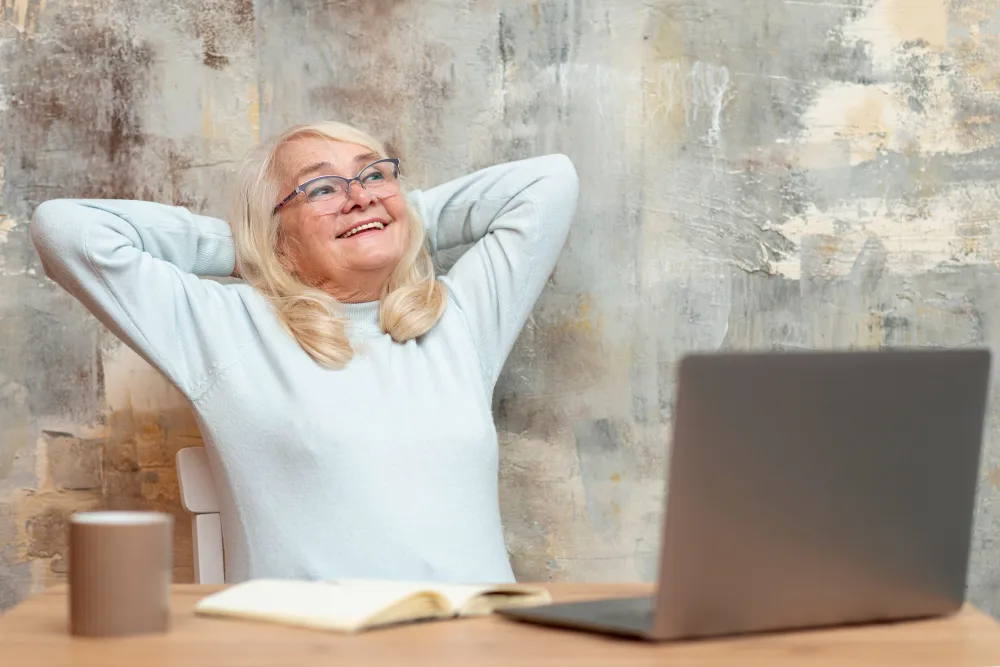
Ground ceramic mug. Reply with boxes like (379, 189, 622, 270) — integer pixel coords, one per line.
(68, 511, 173, 637)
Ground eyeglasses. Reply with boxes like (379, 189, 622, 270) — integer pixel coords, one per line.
(272, 158, 401, 215)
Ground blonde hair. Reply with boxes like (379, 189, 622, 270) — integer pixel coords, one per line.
(229, 121, 447, 368)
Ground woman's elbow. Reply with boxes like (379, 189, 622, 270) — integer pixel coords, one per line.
(30, 199, 87, 267)
(538, 153, 580, 208)
(31, 199, 76, 238)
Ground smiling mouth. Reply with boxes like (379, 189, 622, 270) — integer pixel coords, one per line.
(338, 221, 388, 239)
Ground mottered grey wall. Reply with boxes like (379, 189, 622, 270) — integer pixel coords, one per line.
(3, 0, 1000, 615)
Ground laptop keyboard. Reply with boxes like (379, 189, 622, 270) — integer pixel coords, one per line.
(585, 596, 655, 629)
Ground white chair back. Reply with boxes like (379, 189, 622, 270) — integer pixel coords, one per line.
(176, 447, 225, 584)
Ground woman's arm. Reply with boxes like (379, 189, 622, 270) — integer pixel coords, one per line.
(409, 154, 580, 388)
(31, 199, 253, 400)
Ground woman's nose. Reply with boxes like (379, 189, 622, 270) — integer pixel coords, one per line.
(340, 180, 375, 213)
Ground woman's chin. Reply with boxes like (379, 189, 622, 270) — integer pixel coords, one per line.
(338, 249, 405, 273)
(340, 232, 407, 271)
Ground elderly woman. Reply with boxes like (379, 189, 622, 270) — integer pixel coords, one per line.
(30, 121, 579, 584)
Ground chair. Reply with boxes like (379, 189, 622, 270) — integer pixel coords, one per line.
(176, 447, 225, 584)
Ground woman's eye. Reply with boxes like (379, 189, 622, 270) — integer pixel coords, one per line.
(311, 186, 334, 197)
(363, 172, 385, 183)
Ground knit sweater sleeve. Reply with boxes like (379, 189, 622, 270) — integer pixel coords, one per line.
(30, 199, 252, 400)
(409, 154, 579, 387)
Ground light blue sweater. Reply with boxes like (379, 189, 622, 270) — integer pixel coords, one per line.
(30, 155, 579, 583)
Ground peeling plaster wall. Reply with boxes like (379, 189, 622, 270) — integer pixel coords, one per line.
(4, 0, 1000, 614)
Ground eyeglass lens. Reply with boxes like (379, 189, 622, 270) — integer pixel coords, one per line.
(302, 160, 400, 209)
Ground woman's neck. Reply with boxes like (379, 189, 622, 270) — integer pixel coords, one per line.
(318, 270, 390, 304)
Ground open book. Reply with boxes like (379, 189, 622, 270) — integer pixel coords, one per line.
(194, 578, 552, 633)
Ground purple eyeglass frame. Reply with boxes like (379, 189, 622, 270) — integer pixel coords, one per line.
(272, 158, 401, 215)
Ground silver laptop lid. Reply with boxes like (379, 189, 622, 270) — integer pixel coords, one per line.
(653, 349, 990, 640)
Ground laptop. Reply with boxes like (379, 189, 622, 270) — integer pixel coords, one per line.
(498, 349, 991, 641)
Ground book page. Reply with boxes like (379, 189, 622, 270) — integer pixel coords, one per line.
(195, 579, 450, 632)
(335, 579, 551, 616)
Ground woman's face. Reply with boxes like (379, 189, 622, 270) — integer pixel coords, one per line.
(274, 137, 411, 301)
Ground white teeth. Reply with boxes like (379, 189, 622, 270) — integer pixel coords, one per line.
(340, 221, 385, 238)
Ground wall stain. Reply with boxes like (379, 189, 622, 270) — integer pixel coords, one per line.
(3, 15, 155, 201)
(2, 0, 45, 33)
(192, 0, 254, 71)
(988, 465, 1000, 488)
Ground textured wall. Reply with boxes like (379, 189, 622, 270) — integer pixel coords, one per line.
(3, 0, 1000, 615)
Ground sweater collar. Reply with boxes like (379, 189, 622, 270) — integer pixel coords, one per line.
(342, 300, 382, 333)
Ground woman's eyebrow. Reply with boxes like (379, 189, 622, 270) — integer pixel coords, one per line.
(295, 154, 381, 182)
(354, 152, 380, 164)
(294, 161, 334, 182)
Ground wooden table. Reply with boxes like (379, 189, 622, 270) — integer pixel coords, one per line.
(3, 584, 1000, 666)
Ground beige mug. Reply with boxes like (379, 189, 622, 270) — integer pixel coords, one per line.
(68, 511, 173, 637)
